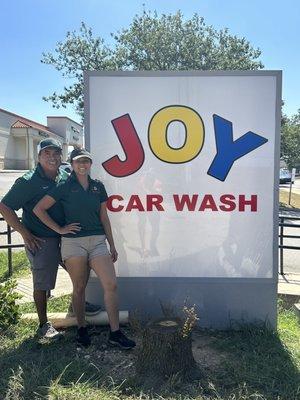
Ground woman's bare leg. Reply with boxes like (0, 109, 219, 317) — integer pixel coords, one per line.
(65, 256, 89, 328)
(89, 255, 119, 331)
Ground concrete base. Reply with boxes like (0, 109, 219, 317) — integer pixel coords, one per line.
(21, 311, 128, 328)
(86, 277, 277, 329)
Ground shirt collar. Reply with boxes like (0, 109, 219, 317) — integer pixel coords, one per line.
(69, 171, 78, 182)
(55, 168, 66, 183)
(36, 163, 62, 183)
(69, 171, 93, 187)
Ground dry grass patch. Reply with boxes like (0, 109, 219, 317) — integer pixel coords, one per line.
(279, 188, 300, 209)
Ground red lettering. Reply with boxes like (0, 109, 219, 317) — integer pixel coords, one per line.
(238, 195, 257, 211)
(219, 194, 236, 211)
(173, 194, 198, 211)
(107, 193, 256, 213)
(102, 114, 145, 177)
(146, 195, 164, 211)
(106, 195, 124, 212)
(126, 195, 145, 211)
(199, 194, 218, 211)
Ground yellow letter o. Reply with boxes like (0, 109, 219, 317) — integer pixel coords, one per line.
(148, 105, 205, 163)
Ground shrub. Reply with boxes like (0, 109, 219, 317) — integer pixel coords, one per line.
(0, 250, 30, 283)
(0, 279, 21, 330)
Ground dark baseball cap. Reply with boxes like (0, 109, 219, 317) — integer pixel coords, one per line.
(37, 138, 62, 154)
(70, 148, 93, 162)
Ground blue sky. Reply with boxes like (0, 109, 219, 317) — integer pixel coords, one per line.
(1, 0, 299, 125)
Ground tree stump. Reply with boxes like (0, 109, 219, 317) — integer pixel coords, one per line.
(136, 317, 196, 379)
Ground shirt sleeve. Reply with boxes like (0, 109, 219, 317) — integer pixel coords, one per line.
(1, 178, 34, 210)
(47, 182, 67, 202)
(99, 183, 109, 203)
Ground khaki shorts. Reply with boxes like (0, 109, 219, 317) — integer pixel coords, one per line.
(61, 235, 109, 262)
(26, 237, 61, 291)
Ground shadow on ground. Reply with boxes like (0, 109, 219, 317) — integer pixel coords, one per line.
(0, 321, 299, 400)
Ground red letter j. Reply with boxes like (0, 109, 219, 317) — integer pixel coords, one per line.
(102, 114, 145, 177)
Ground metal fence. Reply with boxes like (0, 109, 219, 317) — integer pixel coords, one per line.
(1, 215, 300, 278)
(278, 214, 300, 275)
(0, 217, 25, 277)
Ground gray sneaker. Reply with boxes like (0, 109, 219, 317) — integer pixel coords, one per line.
(37, 321, 63, 340)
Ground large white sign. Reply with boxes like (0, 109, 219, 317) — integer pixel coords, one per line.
(86, 72, 279, 278)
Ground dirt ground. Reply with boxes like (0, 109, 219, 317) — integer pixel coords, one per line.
(73, 327, 226, 386)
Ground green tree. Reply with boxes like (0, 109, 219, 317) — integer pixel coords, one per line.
(281, 109, 300, 169)
(41, 10, 263, 117)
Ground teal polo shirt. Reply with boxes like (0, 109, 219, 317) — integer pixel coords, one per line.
(1, 164, 69, 237)
(48, 172, 108, 238)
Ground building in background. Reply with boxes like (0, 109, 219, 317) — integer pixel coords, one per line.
(0, 108, 83, 169)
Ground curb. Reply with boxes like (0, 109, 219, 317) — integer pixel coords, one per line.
(0, 170, 28, 174)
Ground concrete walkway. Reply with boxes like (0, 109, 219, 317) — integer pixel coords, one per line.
(16, 266, 72, 303)
(278, 273, 300, 296)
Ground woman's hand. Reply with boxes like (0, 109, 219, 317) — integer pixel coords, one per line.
(59, 223, 81, 235)
(110, 245, 118, 263)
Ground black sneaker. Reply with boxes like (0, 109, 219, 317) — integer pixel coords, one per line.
(76, 327, 91, 347)
(108, 330, 136, 350)
(68, 302, 102, 317)
(85, 302, 102, 316)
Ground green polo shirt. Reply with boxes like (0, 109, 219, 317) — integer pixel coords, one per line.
(1, 164, 68, 237)
(48, 172, 108, 238)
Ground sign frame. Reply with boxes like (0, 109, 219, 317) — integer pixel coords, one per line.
(84, 70, 281, 328)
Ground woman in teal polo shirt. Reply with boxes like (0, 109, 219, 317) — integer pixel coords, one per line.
(34, 148, 135, 349)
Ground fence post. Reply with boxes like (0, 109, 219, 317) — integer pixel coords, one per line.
(279, 216, 284, 275)
(7, 224, 12, 277)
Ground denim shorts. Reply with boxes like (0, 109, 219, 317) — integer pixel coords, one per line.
(61, 235, 109, 262)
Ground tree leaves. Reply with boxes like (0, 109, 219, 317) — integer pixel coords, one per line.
(281, 109, 300, 169)
(41, 10, 264, 118)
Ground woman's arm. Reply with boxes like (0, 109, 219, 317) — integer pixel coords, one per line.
(33, 195, 81, 235)
(100, 202, 118, 262)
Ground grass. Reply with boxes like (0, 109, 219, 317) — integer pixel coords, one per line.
(0, 298, 299, 400)
(19, 293, 72, 314)
(279, 188, 300, 209)
(0, 250, 30, 283)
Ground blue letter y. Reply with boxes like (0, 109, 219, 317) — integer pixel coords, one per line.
(207, 115, 268, 181)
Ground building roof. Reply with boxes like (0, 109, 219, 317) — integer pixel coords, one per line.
(47, 115, 83, 127)
(0, 107, 52, 130)
(11, 119, 55, 136)
(0, 107, 82, 133)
